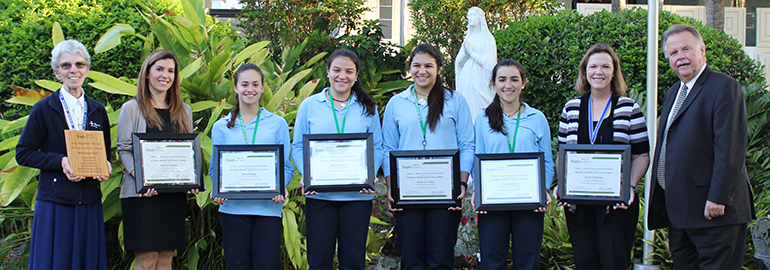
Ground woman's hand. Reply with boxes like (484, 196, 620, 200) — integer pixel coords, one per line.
(61, 157, 85, 182)
(534, 192, 552, 213)
(93, 160, 112, 182)
(471, 192, 486, 214)
(141, 188, 158, 198)
(613, 188, 635, 210)
(449, 184, 466, 211)
(553, 186, 572, 207)
(187, 189, 200, 195)
(385, 176, 403, 212)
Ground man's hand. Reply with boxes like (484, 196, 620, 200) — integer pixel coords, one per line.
(704, 200, 725, 220)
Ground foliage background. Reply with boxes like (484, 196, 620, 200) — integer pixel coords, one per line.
(0, 1, 769, 269)
(0, 0, 183, 120)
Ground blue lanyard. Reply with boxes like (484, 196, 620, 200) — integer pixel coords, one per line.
(588, 96, 612, 144)
(60, 91, 87, 130)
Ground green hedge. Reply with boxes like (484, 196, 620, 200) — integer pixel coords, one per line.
(0, 0, 181, 120)
(494, 8, 766, 132)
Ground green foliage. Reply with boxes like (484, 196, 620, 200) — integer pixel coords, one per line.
(0, 0, 181, 120)
(238, 0, 369, 60)
(494, 8, 767, 133)
(408, 0, 561, 87)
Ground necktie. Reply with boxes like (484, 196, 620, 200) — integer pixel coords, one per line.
(657, 84, 688, 190)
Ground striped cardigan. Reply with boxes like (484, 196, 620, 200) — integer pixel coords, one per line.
(558, 93, 649, 155)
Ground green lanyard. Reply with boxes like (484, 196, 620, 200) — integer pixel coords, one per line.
(238, 108, 261, 145)
(328, 89, 352, 134)
(411, 87, 428, 149)
(502, 104, 522, 153)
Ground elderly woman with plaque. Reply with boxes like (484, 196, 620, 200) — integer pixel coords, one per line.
(455, 6, 497, 117)
(117, 49, 195, 270)
(16, 39, 111, 269)
(555, 44, 650, 270)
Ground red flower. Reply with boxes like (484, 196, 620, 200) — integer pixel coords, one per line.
(461, 216, 468, 226)
(373, 213, 378, 217)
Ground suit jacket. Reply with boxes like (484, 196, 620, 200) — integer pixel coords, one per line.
(648, 66, 755, 230)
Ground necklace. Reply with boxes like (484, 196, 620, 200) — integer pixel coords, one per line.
(504, 107, 521, 118)
(414, 90, 428, 105)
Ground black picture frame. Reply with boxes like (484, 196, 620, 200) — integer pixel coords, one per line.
(473, 152, 547, 211)
(389, 150, 461, 209)
(556, 144, 631, 205)
(132, 133, 204, 193)
(211, 144, 285, 200)
(302, 133, 375, 193)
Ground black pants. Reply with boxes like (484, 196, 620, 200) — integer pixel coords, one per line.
(669, 222, 747, 270)
(305, 198, 372, 270)
(478, 210, 544, 270)
(564, 196, 639, 270)
(395, 209, 462, 270)
(219, 212, 282, 270)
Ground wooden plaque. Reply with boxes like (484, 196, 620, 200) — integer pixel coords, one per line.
(64, 130, 109, 177)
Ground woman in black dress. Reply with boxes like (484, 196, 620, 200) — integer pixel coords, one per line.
(117, 49, 194, 270)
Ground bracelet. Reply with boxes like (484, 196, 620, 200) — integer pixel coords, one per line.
(460, 182, 468, 189)
(631, 185, 637, 193)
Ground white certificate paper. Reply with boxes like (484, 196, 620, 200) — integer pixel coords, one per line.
(480, 159, 540, 204)
(397, 157, 453, 200)
(220, 151, 277, 191)
(308, 140, 368, 185)
(141, 141, 197, 184)
(565, 152, 622, 197)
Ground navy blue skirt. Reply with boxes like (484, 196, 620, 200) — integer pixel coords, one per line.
(28, 200, 107, 270)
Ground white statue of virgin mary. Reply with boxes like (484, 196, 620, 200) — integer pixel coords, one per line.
(455, 7, 497, 118)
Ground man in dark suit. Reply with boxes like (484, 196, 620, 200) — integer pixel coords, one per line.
(648, 24, 755, 270)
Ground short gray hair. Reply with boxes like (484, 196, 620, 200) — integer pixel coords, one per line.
(51, 39, 91, 70)
(662, 24, 706, 57)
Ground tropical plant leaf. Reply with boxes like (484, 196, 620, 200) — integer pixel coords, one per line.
(196, 175, 212, 209)
(233, 41, 270, 66)
(5, 85, 52, 106)
(266, 69, 311, 112)
(180, 57, 203, 79)
(102, 188, 121, 222)
(202, 100, 227, 136)
(0, 135, 19, 151)
(283, 208, 304, 268)
(0, 163, 39, 207)
(34, 80, 63, 91)
(2, 116, 28, 134)
(0, 151, 14, 170)
(88, 71, 137, 96)
(52, 22, 64, 47)
(95, 23, 136, 54)
(190, 100, 219, 112)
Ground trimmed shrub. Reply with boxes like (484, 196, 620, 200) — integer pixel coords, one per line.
(494, 8, 766, 132)
(0, 0, 181, 119)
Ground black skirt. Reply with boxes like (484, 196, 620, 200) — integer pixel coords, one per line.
(121, 193, 187, 251)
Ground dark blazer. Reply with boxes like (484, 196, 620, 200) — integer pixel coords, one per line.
(16, 89, 111, 205)
(648, 66, 755, 230)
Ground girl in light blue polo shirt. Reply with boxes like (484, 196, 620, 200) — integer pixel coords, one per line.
(210, 63, 293, 269)
(291, 49, 383, 270)
(472, 59, 554, 270)
(381, 44, 474, 269)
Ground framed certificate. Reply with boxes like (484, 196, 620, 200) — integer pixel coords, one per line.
(389, 150, 461, 209)
(556, 144, 631, 205)
(132, 133, 204, 193)
(211, 144, 284, 199)
(473, 152, 547, 211)
(302, 133, 375, 193)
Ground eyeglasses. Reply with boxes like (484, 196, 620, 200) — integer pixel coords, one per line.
(58, 62, 89, 70)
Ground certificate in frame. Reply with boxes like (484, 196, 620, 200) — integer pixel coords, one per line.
(132, 133, 204, 193)
(389, 150, 461, 209)
(557, 144, 631, 205)
(212, 144, 285, 200)
(473, 152, 547, 211)
(302, 133, 375, 193)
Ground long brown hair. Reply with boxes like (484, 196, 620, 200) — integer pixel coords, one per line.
(409, 44, 452, 132)
(135, 49, 191, 132)
(575, 43, 628, 96)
